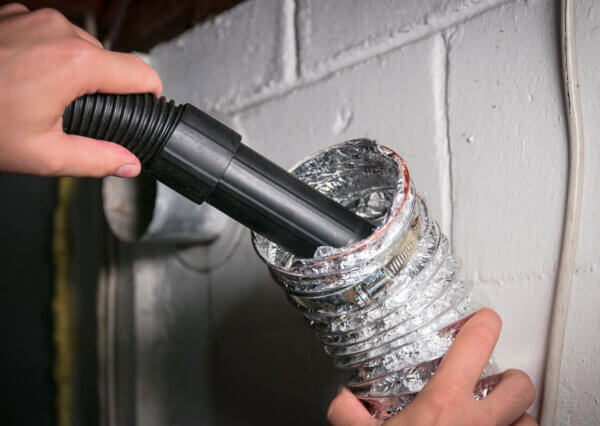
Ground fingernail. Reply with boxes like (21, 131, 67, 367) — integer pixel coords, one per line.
(114, 164, 139, 178)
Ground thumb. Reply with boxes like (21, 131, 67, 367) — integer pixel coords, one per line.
(327, 387, 381, 426)
(52, 134, 141, 178)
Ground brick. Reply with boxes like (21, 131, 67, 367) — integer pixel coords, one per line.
(296, 0, 507, 78)
(447, 0, 567, 282)
(234, 35, 446, 222)
(149, 0, 292, 110)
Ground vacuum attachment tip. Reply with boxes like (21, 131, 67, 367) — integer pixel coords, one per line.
(64, 94, 374, 257)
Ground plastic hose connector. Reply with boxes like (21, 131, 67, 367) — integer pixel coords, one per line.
(63, 93, 374, 257)
(62, 93, 183, 165)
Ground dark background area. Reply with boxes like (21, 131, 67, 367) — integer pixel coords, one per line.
(0, 1, 243, 425)
(18, 0, 244, 52)
(0, 174, 56, 426)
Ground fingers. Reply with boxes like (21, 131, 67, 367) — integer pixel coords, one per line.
(46, 134, 141, 178)
(327, 387, 381, 426)
(480, 369, 536, 425)
(513, 414, 538, 426)
(83, 49, 162, 97)
(0, 6, 162, 100)
(0, 5, 101, 48)
(426, 308, 502, 396)
(0, 3, 29, 19)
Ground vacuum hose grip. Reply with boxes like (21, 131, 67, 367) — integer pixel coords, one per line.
(63, 93, 374, 258)
(63, 93, 183, 165)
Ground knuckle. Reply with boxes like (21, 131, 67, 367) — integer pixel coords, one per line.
(468, 323, 498, 351)
(62, 38, 96, 66)
(521, 415, 539, 426)
(90, 158, 109, 177)
(32, 8, 68, 26)
(0, 3, 29, 13)
(463, 309, 502, 351)
(506, 369, 536, 402)
(428, 387, 463, 413)
(86, 34, 103, 48)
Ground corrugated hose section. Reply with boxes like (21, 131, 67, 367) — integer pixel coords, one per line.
(62, 93, 183, 165)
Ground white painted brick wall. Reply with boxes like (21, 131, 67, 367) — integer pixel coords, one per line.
(447, 0, 567, 282)
(234, 35, 446, 223)
(138, 0, 600, 424)
(150, 0, 294, 110)
(444, 3, 566, 415)
(296, 0, 505, 78)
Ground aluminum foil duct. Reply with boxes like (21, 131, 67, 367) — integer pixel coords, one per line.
(252, 139, 500, 420)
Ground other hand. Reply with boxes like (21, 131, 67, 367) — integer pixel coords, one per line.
(327, 309, 537, 426)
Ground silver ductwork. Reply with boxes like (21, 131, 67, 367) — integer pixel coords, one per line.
(252, 139, 500, 420)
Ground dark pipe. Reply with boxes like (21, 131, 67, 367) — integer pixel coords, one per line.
(63, 94, 373, 257)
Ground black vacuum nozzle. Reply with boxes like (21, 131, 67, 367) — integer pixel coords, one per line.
(63, 93, 373, 258)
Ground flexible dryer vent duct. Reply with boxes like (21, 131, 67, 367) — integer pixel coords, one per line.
(252, 139, 501, 420)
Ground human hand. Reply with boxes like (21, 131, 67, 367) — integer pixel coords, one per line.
(0, 3, 162, 177)
(327, 309, 537, 426)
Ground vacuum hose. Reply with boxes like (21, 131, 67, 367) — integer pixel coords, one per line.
(63, 93, 373, 257)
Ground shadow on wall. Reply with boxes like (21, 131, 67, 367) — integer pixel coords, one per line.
(133, 238, 347, 426)
(207, 288, 346, 425)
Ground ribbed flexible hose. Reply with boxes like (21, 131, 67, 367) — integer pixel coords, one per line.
(62, 94, 183, 165)
(62, 93, 373, 257)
